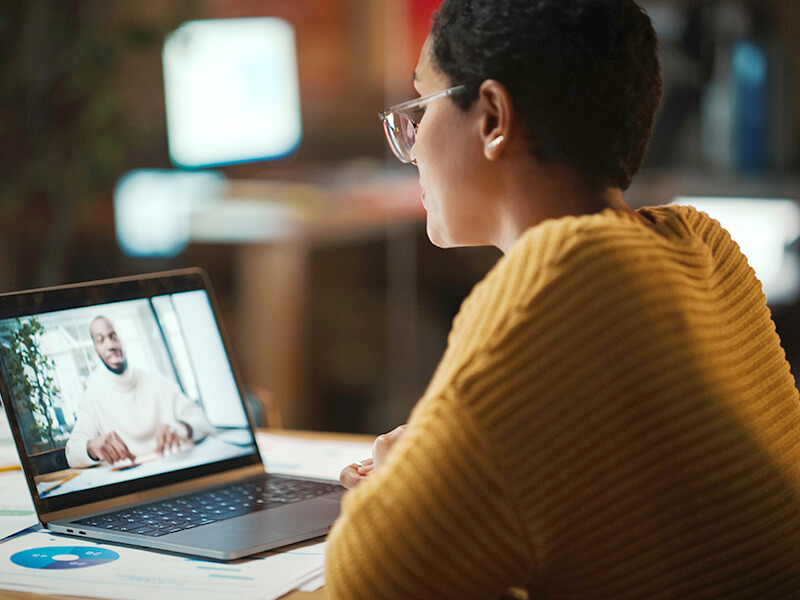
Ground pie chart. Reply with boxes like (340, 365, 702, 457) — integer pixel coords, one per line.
(11, 546, 119, 569)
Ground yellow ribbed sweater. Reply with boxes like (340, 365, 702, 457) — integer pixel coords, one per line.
(325, 205, 800, 599)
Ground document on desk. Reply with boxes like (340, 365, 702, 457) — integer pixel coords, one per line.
(0, 406, 22, 471)
(0, 528, 326, 600)
(257, 432, 373, 481)
(0, 471, 37, 541)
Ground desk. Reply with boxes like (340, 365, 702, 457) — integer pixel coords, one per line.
(0, 586, 325, 600)
(224, 173, 428, 432)
(0, 429, 374, 600)
(0, 586, 326, 600)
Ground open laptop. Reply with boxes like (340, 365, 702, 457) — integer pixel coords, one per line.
(0, 268, 343, 560)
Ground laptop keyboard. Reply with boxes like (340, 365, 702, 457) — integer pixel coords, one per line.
(75, 475, 343, 537)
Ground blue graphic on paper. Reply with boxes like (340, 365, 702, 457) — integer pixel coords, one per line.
(11, 546, 119, 569)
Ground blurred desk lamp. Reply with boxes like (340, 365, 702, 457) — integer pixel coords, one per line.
(674, 197, 800, 305)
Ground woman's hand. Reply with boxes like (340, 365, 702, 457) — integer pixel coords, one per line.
(339, 424, 408, 489)
(339, 457, 374, 489)
(372, 424, 406, 470)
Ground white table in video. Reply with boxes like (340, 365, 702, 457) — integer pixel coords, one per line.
(35, 431, 253, 498)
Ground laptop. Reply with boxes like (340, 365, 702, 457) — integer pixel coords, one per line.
(0, 268, 343, 560)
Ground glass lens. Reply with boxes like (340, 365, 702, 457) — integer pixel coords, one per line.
(382, 112, 416, 163)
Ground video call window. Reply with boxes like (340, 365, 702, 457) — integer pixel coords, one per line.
(0, 290, 253, 498)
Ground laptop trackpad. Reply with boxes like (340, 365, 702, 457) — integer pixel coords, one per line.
(177, 497, 341, 554)
(260, 497, 340, 536)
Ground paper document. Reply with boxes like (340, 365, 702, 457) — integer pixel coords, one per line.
(0, 406, 21, 471)
(257, 432, 373, 481)
(0, 528, 326, 600)
(299, 573, 325, 592)
(0, 471, 37, 541)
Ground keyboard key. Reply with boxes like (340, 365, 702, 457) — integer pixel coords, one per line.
(73, 475, 343, 536)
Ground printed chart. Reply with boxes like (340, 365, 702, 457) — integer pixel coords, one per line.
(0, 529, 325, 600)
(11, 546, 119, 569)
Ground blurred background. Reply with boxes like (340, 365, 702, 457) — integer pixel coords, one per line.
(1, 0, 800, 434)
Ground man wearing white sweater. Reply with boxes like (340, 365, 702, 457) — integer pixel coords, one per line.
(65, 316, 214, 468)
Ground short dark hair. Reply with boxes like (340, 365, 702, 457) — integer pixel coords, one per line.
(431, 0, 662, 190)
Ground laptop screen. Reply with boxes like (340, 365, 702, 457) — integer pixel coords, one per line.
(0, 270, 262, 514)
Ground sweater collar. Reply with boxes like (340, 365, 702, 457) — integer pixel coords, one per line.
(98, 364, 138, 392)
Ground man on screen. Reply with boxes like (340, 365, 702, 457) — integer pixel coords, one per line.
(65, 316, 215, 468)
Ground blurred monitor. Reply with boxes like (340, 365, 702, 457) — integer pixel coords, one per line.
(163, 17, 301, 168)
(674, 197, 800, 305)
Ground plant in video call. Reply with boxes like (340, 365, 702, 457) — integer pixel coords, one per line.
(0, 317, 62, 452)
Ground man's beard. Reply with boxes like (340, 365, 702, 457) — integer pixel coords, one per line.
(103, 357, 128, 375)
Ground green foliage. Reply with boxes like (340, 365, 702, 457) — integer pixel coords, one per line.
(0, 317, 62, 453)
(0, 3, 194, 210)
(0, 2, 196, 285)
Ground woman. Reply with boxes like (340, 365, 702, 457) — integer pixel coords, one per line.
(325, 1, 800, 598)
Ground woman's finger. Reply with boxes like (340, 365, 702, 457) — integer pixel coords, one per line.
(340, 458, 373, 489)
(356, 457, 374, 475)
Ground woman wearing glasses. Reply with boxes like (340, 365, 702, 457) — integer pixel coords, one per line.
(326, 0, 800, 598)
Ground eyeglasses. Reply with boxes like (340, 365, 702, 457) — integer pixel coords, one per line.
(378, 84, 466, 164)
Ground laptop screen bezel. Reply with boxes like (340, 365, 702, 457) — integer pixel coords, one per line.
(0, 268, 265, 516)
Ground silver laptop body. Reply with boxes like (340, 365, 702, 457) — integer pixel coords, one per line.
(0, 268, 342, 560)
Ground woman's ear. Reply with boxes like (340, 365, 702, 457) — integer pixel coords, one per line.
(478, 79, 513, 160)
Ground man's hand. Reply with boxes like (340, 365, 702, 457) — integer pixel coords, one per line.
(155, 422, 189, 455)
(339, 424, 407, 489)
(87, 431, 135, 464)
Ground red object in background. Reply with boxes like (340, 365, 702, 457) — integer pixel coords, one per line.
(410, 0, 442, 52)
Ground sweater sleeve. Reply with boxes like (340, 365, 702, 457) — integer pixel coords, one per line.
(64, 393, 101, 468)
(169, 386, 216, 441)
(325, 388, 533, 600)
